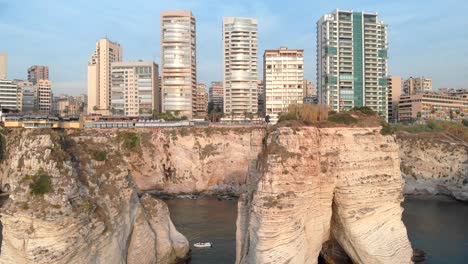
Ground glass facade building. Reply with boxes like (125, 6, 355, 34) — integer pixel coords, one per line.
(317, 10, 388, 119)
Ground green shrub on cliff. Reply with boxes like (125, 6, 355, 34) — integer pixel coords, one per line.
(327, 113, 358, 125)
(380, 121, 394, 135)
(393, 120, 467, 141)
(92, 150, 107, 161)
(352, 106, 376, 116)
(117, 132, 140, 152)
(30, 169, 53, 195)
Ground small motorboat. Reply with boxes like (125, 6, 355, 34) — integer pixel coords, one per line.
(194, 242, 212, 248)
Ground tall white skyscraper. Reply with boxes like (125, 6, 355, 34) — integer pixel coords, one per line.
(264, 47, 304, 123)
(161, 11, 196, 119)
(0, 53, 7, 80)
(87, 38, 122, 115)
(223, 17, 258, 118)
(317, 10, 388, 119)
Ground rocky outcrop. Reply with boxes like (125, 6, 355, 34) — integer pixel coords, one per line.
(127, 127, 265, 194)
(236, 127, 413, 264)
(397, 132, 468, 201)
(0, 129, 188, 264)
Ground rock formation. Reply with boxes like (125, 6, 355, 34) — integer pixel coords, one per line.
(397, 132, 468, 201)
(236, 127, 413, 264)
(0, 129, 188, 264)
(1, 125, 463, 263)
(125, 127, 265, 194)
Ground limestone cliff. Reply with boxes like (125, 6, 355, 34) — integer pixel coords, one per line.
(125, 127, 264, 194)
(0, 125, 463, 264)
(397, 132, 468, 201)
(0, 129, 188, 264)
(236, 127, 413, 264)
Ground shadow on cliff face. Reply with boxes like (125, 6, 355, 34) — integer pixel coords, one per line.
(318, 240, 353, 264)
(0, 221, 2, 256)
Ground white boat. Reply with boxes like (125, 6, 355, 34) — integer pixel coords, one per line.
(194, 242, 212, 248)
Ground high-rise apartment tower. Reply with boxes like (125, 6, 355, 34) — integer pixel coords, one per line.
(317, 10, 388, 119)
(160, 11, 196, 119)
(223, 17, 258, 118)
(87, 38, 122, 115)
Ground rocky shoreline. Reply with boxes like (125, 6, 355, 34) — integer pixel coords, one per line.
(397, 132, 468, 202)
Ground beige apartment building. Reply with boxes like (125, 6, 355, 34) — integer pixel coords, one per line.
(87, 38, 122, 115)
(194, 83, 208, 118)
(223, 17, 258, 118)
(28, 65, 49, 84)
(439, 88, 468, 100)
(388, 76, 402, 122)
(54, 97, 83, 117)
(398, 92, 467, 122)
(304, 80, 315, 97)
(37, 79, 52, 112)
(0, 53, 7, 80)
(160, 11, 196, 119)
(110, 61, 159, 117)
(403, 77, 432, 95)
(209, 81, 223, 112)
(264, 47, 304, 123)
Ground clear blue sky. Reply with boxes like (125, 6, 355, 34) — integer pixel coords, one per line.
(1, 0, 467, 95)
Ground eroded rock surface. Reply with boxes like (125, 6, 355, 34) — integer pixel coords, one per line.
(0, 130, 188, 264)
(397, 132, 468, 201)
(127, 127, 265, 194)
(236, 127, 413, 264)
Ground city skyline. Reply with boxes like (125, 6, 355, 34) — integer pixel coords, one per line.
(1, 0, 467, 95)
